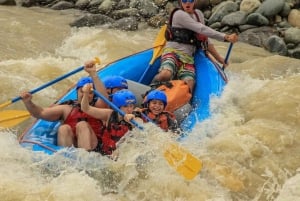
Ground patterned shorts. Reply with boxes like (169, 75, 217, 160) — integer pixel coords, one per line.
(159, 50, 195, 81)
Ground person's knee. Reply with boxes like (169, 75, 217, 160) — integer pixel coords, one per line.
(156, 69, 173, 81)
(58, 124, 72, 137)
(57, 124, 74, 146)
(76, 121, 89, 129)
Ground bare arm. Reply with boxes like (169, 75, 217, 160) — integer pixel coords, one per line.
(84, 60, 109, 108)
(81, 84, 112, 121)
(174, 10, 238, 43)
(207, 43, 227, 66)
(174, 10, 225, 41)
(20, 92, 65, 121)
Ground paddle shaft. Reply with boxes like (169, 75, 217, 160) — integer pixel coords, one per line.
(17, 66, 84, 102)
(138, 25, 167, 83)
(92, 90, 144, 130)
(222, 42, 233, 70)
(0, 66, 84, 110)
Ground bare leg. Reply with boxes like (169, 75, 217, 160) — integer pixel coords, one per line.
(152, 69, 173, 83)
(76, 121, 98, 151)
(58, 124, 74, 147)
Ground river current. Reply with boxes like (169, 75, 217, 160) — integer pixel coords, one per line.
(0, 6, 300, 201)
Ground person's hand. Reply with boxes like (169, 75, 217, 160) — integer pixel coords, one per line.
(124, 114, 135, 123)
(134, 107, 143, 113)
(20, 91, 32, 103)
(224, 33, 238, 43)
(84, 60, 97, 75)
(82, 83, 93, 93)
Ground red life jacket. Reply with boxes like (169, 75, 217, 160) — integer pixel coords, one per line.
(101, 111, 132, 155)
(165, 8, 208, 50)
(63, 101, 104, 139)
(142, 109, 177, 132)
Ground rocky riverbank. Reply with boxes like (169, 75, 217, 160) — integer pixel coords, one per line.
(1, 0, 300, 58)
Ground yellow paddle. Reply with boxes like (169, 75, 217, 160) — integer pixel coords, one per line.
(93, 89, 202, 180)
(138, 24, 167, 82)
(149, 24, 167, 65)
(164, 143, 202, 180)
(0, 110, 30, 128)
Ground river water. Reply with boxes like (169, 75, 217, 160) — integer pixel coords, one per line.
(1, 5, 300, 201)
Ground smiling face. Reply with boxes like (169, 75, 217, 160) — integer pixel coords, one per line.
(148, 100, 165, 115)
(180, 0, 195, 13)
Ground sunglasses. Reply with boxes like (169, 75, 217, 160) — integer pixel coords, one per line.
(181, 0, 194, 3)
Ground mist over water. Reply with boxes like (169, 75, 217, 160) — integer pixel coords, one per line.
(1, 6, 300, 201)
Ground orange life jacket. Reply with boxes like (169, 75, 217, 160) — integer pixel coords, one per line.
(156, 80, 192, 112)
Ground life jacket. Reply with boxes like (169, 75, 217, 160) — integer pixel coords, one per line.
(150, 80, 192, 112)
(165, 8, 208, 50)
(62, 99, 104, 139)
(142, 109, 177, 132)
(101, 111, 132, 155)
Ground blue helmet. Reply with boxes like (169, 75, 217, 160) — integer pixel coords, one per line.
(112, 89, 136, 108)
(76, 77, 93, 90)
(145, 90, 167, 107)
(103, 76, 128, 89)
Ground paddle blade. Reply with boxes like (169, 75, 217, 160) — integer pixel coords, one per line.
(0, 110, 31, 128)
(164, 143, 202, 180)
(0, 101, 13, 110)
(149, 25, 167, 65)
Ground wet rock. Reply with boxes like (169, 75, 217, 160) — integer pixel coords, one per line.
(264, 35, 288, 56)
(246, 13, 269, 26)
(255, 0, 285, 17)
(110, 17, 139, 31)
(208, 1, 239, 25)
(51, 1, 74, 10)
(221, 11, 248, 27)
(0, 0, 16, 5)
(70, 13, 114, 27)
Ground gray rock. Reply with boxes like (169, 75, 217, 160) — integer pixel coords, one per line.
(221, 11, 248, 26)
(111, 8, 140, 20)
(0, 0, 16, 5)
(70, 13, 114, 27)
(239, 24, 257, 32)
(264, 35, 287, 55)
(284, 27, 300, 44)
(138, 0, 159, 18)
(246, 13, 269, 26)
(280, 2, 291, 17)
(110, 17, 139, 31)
(51, 1, 74, 10)
(75, 0, 89, 9)
(255, 0, 285, 17)
(115, 0, 129, 10)
(98, 0, 115, 15)
(209, 22, 222, 30)
(239, 26, 278, 47)
(208, 1, 239, 25)
(288, 46, 300, 59)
